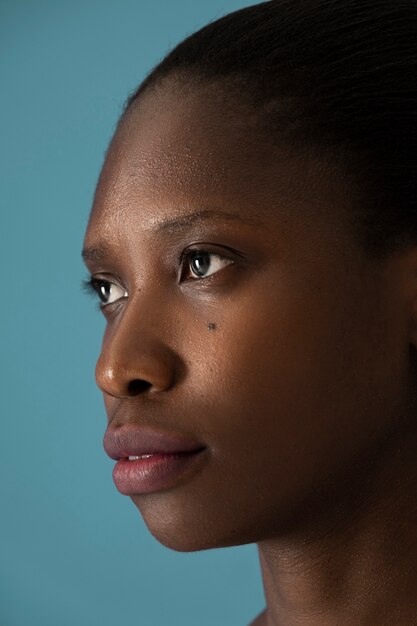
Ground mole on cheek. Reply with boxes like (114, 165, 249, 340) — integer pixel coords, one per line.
(207, 323, 216, 331)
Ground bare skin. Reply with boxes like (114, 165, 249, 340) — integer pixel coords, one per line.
(83, 78, 417, 625)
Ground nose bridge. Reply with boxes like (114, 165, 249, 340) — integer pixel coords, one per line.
(95, 291, 176, 397)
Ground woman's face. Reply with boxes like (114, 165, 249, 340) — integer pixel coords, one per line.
(83, 81, 411, 551)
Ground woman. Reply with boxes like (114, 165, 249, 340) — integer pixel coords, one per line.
(82, 1, 417, 623)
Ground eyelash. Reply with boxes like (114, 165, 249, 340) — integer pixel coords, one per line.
(82, 248, 233, 309)
(81, 276, 121, 311)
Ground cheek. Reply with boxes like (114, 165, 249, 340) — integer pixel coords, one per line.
(185, 273, 404, 507)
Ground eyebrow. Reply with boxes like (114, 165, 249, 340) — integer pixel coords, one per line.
(153, 208, 264, 233)
(81, 245, 109, 262)
(81, 208, 264, 262)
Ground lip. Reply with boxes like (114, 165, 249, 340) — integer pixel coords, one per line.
(103, 424, 207, 495)
(112, 449, 207, 495)
(103, 423, 205, 459)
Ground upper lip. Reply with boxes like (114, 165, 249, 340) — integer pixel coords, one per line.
(103, 423, 206, 460)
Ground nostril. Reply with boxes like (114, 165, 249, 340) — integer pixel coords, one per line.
(127, 379, 152, 395)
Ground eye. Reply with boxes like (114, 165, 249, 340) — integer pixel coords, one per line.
(182, 249, 234, 280)
(83, 276, 128, 307)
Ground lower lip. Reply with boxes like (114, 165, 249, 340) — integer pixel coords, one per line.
(112, 449, 207, 495)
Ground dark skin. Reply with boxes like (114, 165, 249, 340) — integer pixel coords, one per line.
(83, 79, 417, 625)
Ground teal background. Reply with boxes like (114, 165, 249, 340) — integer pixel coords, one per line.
(0, 1, 265, 625)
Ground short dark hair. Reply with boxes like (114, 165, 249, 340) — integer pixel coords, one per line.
(125, 0, 417, 258)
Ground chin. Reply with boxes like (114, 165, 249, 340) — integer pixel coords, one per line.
(130, 493, 257, 552)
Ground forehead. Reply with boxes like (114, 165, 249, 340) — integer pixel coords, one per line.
(87, 80, 356, 248)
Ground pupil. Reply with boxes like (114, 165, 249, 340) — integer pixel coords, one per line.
(191, 253, 210, 277)
(99, 282, 110, 302)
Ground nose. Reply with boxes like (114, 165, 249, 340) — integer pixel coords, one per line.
(95, 300, 177, 398)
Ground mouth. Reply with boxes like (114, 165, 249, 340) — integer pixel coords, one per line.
(112, 448, 207, 495)
(103, 424, 208, 495)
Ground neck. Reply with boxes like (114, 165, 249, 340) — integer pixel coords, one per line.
(256, 410, 417, 626)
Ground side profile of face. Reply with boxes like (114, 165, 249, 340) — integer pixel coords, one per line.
(83, 78, 413, 551)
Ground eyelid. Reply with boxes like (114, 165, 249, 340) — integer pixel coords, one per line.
(82, 275, 128, 309)
(179, 246, 236, 280)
